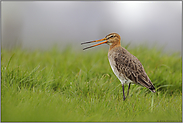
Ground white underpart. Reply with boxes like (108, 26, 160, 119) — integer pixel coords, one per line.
(108, 55, 133, 85)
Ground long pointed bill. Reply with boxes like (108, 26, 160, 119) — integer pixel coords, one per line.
(81, 38, 107, 50)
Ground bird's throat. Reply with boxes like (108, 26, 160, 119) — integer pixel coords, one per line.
(109, 42, 121, 51)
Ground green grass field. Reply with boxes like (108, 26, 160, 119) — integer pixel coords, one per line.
(1, 45, 182, 122)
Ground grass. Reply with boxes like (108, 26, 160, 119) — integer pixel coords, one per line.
(1, 45, 182, 122)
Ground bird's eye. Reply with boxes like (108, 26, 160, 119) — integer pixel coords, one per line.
(106, 34, 115, 39)
(110, 35, 114, 38)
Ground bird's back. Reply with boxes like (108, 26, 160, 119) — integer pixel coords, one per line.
(108, 46, 156, 93)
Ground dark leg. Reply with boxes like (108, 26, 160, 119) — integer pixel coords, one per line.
(122, 84, 126, 101)
(127, 83, 131, 97)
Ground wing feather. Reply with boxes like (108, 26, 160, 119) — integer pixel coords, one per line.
(113, 47, 155, 90)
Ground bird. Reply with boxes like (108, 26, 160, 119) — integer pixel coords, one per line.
(81, 33, 156, 101)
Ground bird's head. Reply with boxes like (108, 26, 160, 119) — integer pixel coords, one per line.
(105, 33, 121, 46)
(81, 33, 121, 50)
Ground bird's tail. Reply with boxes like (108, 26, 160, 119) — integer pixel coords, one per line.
(149, 85, 156, 93)
(138, 75, 156, 93)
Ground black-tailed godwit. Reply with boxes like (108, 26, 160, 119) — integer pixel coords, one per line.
(81, 33, 156, 100)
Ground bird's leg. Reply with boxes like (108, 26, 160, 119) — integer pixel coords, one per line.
(122, 84, 126, 101)
(127, 83, 131, 97)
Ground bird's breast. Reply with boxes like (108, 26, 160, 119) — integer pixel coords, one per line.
(108, 48, 133, 84)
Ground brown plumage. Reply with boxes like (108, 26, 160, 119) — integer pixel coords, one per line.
(81, 33, 156, 100)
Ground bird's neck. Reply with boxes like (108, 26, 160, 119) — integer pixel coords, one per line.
(109, 42, 121, 51)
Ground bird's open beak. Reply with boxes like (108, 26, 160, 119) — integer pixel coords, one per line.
(81, 38, 107, 50)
